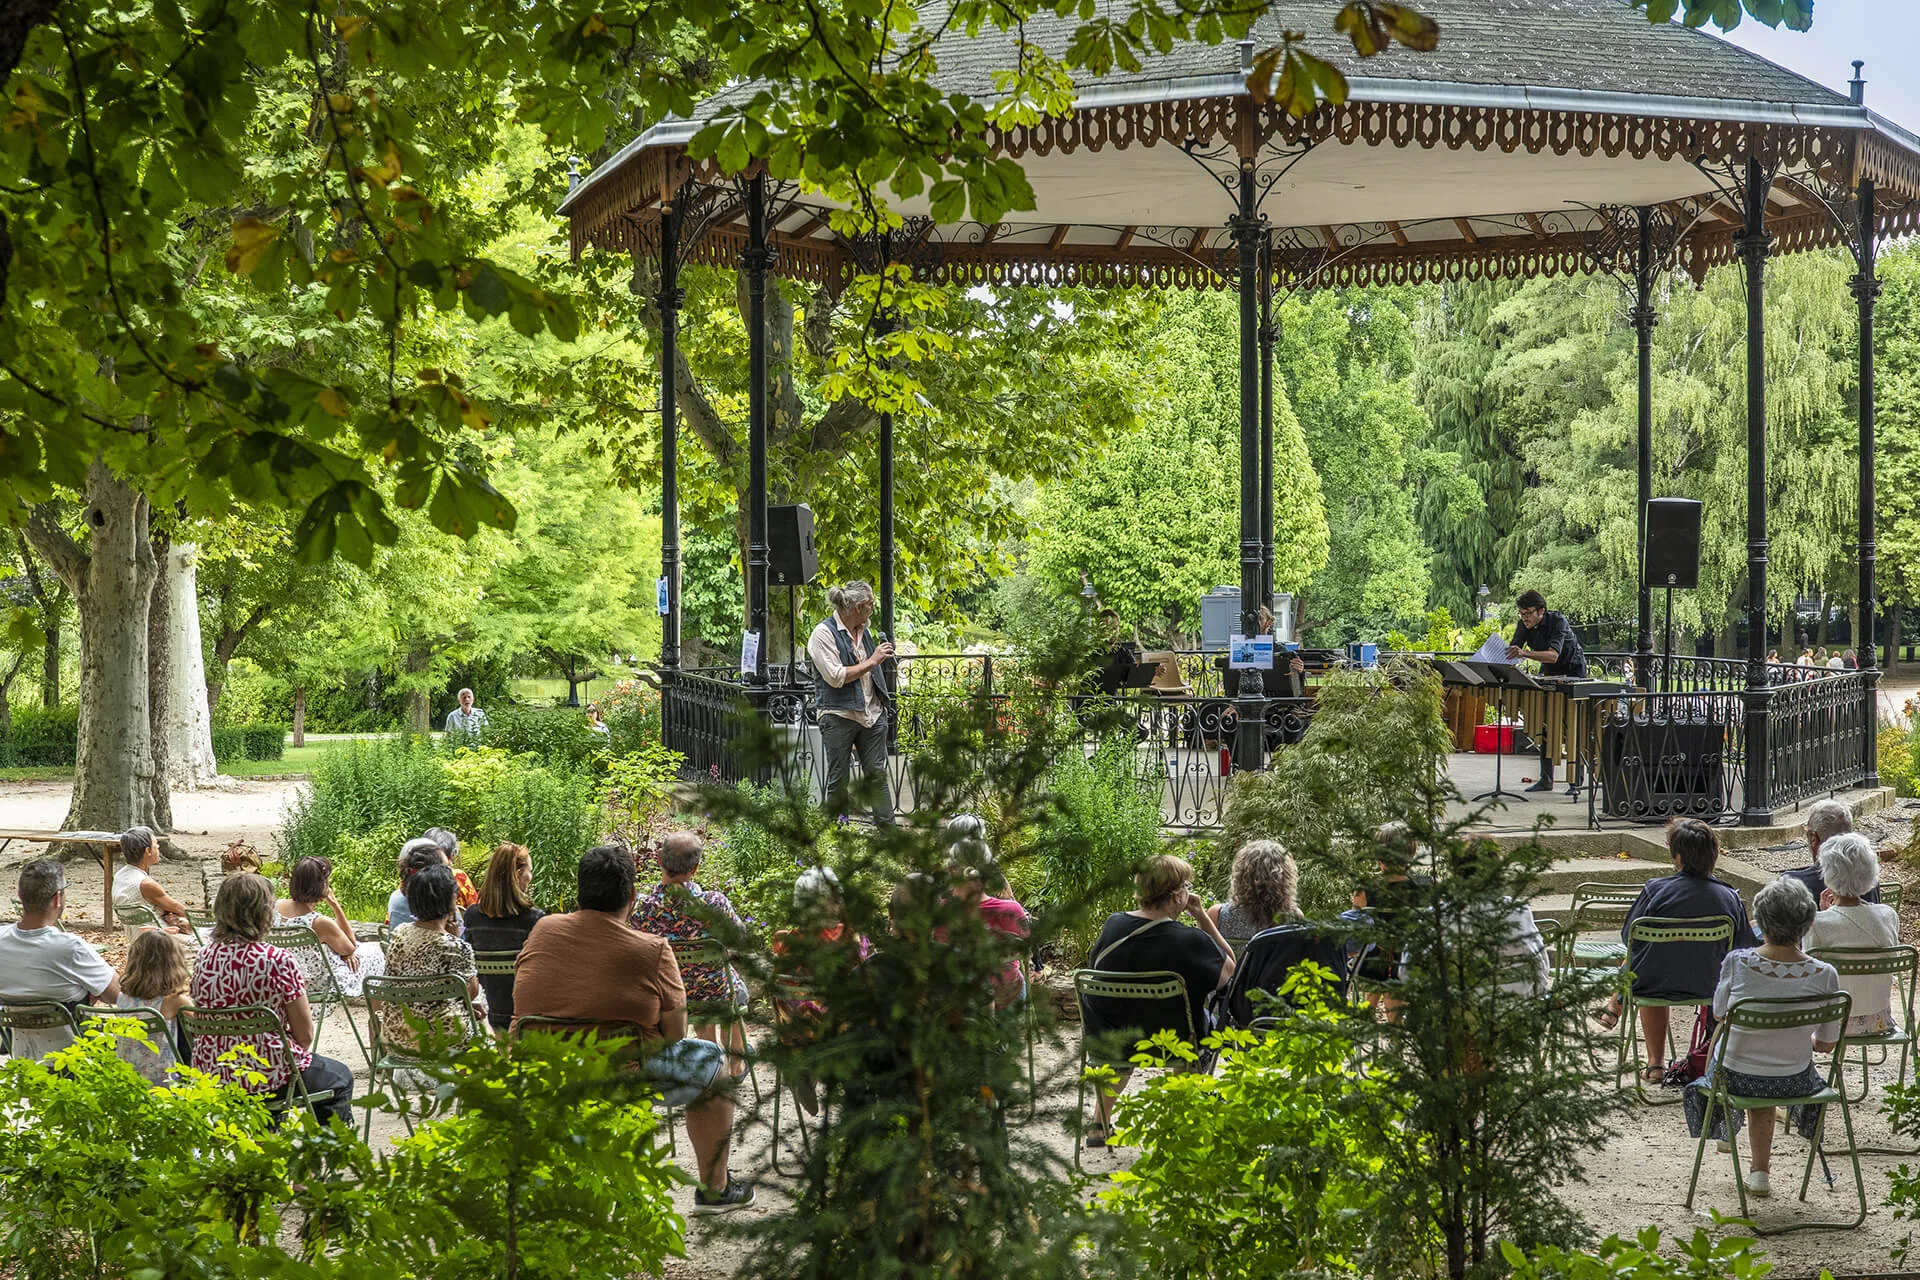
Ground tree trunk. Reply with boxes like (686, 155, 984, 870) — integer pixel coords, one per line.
(406, 645, 431, 734)
(1816, 592, 1830, 646)
(148, 532, 176, 838)
(1888, 606, 1903, 674)
(206, 679, 223, 714)
(292, 686, 307, 748)
(164, 544, 220, 787)
(21, 462, 164, 846)
(40, 620, 57, 707)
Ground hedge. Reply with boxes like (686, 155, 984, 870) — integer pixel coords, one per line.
(212, 724, 287, 763)
(0, 707, 284, 767)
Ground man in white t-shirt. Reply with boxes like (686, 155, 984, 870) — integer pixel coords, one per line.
(0, 859, 120, 1060)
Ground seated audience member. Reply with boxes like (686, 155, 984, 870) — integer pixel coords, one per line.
(1446, 846, 1550, 997)
(387, 837, 446, 928)
(1209, 839, 1305, 941)
(632, 831, 751, 1077)
(1079, 854, 1235, 1141)
(1348, 822, 1431, 989)
(113, 825, 191, 939)
(770, 866, 872, 1115)
(1782, 799, 1880, 904)
(463, 842, 545, 1033)
(276, 856, 384, 998)
(113, 929, 192, 1084)
(190, 873, 354, 1124)
(944, 814, 1030, 1009)
(380, 864, 482, 1052)
(422, 827, 480, 914)
(1805, 832, 1903, 1039)
(1598, 818, 1757, 1084)
(1685, 877, 1842, 1200)
(0, 860, 119, 1059)
(513, 843, 753, 1215)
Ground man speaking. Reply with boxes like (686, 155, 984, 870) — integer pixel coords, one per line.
(808, 579, 895, 825)
(1506, 589, 1587, 794)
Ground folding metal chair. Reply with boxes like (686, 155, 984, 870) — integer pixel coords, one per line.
(1618, 914, 1734, 1104)
(1071, 969, 1191, 1170)
(768, 972, 824, 1176)
(1563, 883, 1640, 969)
(269, 924, 373, 1070)
(470, 949, 519, 1034)
(362, 973, 486, 1141)
(1883, 881, 1904, 910)
(176, 1003, 337, 1121)
(0, 997, 79, 1060)
(1683, 990, 1863, 1234)
(76, 1003, 179, 1081)
(1807, 944, 1919, 1149)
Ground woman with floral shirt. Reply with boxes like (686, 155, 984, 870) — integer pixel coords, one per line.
(631, 831, 749, 1075)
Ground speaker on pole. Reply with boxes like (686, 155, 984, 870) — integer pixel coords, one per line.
(1643, 497, 1702, 589)
(768, 504, 819, 586)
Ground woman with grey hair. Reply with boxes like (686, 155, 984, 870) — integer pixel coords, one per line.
(1684, 876, 1843, 1200)
(112, 825, 192, 941)
(943, 814, 1030, 1009)
(1806, 832, 1901, 1038)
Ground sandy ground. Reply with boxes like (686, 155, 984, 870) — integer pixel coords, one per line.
(8, 775, 1920, 1277)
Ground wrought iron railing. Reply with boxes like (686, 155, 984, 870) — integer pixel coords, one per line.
(1592, 690, 1745, 824)
(1766, 669, 1875, 813)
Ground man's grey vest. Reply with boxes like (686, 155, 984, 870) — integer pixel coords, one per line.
(814, 618, 893, 714)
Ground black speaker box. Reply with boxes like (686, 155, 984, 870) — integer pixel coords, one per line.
(1599, 715, 1727, 821)
(1644, 497, 1702, 590)
(768, 504, 819, 586)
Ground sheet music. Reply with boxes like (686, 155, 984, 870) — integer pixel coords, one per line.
(1470, 631, 1513, 665)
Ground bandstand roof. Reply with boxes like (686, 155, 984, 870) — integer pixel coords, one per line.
(559, 0, 1920, 292)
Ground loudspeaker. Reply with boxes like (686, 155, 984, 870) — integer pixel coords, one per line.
(1643, 497, 1703, 590)
(768, 504, 819, 586)
(1600, 715, 1728, 821)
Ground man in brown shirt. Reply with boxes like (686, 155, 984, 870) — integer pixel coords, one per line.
(513, 843, 753, 1215)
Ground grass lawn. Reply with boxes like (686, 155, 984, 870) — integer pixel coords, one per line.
(0, 734, 389, 784)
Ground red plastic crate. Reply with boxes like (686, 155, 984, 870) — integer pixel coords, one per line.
(1473, 724, 1518, 754)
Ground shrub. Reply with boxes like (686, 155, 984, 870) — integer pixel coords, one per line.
(1503, 1228, 1785, 1279)
(703, 778, 826, 931)
(0, 702, 79, 766)
(485, 759, 603, 911)
(478, 702, 607, 773)
(1099, 968, 1400, 1277)
(1020, 731, 1164, 965)
(1882, 725, 1915, 798)
(242, 724, 285, 760)
(596, 677, 666, 757)
(278, 737, 455, 870)
(600, 740, 688, 852)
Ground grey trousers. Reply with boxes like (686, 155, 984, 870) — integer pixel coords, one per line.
(818, 712, 893, 825)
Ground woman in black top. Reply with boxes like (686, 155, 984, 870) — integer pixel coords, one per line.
(1597, 818, 1756, 1082)
(462, 841, 545, 1032)
(1080, 854, 1235, 1143)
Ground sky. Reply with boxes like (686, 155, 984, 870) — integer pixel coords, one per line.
(1717, 3, 1920, 135)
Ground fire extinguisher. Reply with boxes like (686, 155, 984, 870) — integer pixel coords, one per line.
(1218, 746, 1232, 777)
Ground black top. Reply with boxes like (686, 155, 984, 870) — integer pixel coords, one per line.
(1620, 872, 1756, 1000)
(1781, 863, 1881, 906)
(1079, 913, 1225, 1063)
(1511, 611, 1588, 677)
(1221, 923, 1347, 1027)
(463, 904, 545, 1026)
(1353, 874, 1431, 983)
(1095, 643, 1139, 696)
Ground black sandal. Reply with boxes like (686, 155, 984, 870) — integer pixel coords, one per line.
(1591, 1005, 1621, 1031)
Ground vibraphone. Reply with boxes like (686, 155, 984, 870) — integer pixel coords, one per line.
(1430, 660, 1627, 826)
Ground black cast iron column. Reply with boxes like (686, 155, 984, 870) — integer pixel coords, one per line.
(1855, 175, 1881, 785)
(1232, 158, 1265, 772)
(1739, 156, 1774, 824)
(876, 234, 896, 653)
(1258, 232, 1276, 609)
(658, 201, 684, 671)
(742, 174, 772, 686)
(1631, 207, 1657, 693)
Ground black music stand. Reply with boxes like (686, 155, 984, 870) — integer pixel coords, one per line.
(1464, 660, 1530, 804)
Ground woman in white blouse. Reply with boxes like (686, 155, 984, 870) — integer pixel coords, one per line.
(111, 826, 192, 942)
(1685, 876, 1843, 1200)
(1805, 833, 1902, 1038)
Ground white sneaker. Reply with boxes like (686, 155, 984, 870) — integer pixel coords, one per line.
(1716, 1139, 1734, 1154)
(1744, 1170, 1771, 1199)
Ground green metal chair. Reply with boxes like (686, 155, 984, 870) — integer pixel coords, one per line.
(269, 924, 373, 1071)
(76, 1003, 179, 1081)
(362, 972, 486, 1141)
(1071, 969, 1192, 1170)
(1883, 880, 1904, 910)
(176, 1003, 337, 1121)
(1683, 990, 1863, 1234)
(768, 972, 825, 1176)
(470, 949, 519, 1035)
(1563, 883, 1640, 968)
(1617, 914, 1735, 1104)
(1806, 943, 1919, 1143)
(0, 997, 79, 1060)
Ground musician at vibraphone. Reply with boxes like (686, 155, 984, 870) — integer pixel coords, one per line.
(1506, 589, 1588, 795)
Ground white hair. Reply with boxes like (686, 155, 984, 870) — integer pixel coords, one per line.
(793, 865, 843, 913)
(1805, 798, 1854, 845)
(1753, 876, 1818, 946)
(1818, 832, 1881, 900)
(827, 581, 874, 612)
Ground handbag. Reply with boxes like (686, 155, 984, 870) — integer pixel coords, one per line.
(1661, 1008, 1717, 1088)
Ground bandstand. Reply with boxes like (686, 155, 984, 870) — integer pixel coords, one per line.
(558, 0, 1920, 828)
